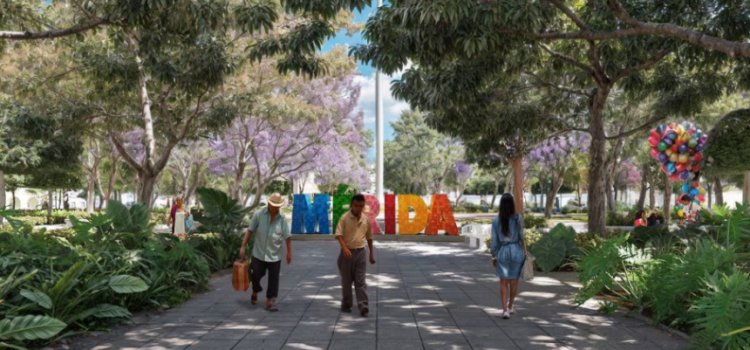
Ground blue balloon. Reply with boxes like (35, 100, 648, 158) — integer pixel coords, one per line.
(690, 189, 700, 197)
(664, 137, 674, 146)
(682, 184, 690, 193)
(659, 153, 669, 163)
(657, 124, 665, 135)
(680, 170, 691, 180)
(668, 131, 678, 140)
(679, 144, 689, 154)
(667, 162, 676, 173)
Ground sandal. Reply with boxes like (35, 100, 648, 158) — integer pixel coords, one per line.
(266, 303, 278, 312)
(251, 294, 258, 305)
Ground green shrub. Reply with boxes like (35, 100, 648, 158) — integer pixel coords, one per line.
(529, 224, 580, 273)
(574, 204, 750, 349)
(523, 215, 548, 229)
(606, 211, 635, 226)
(454, 202, 483, 213)
(0, 201, 213, 349)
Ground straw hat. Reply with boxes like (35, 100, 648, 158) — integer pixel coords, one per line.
(267, 193, 286, 207)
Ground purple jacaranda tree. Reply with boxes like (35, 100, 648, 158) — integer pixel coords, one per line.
(615, 159, 642, 203)
(210, 67, 369, 207)
(446, 161, 473, 207)
(527, 133, 590, 218)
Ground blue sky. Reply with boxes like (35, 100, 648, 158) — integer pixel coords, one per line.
(320, 1, 409, 159)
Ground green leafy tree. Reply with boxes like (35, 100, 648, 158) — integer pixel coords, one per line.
(2, 0, 369, 209)
(352, 0, 734, 234)
(384, 109, 463, 195)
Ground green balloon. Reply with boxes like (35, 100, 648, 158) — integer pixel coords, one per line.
(688, 139, 698, 148)
(657, 141, 668, 151)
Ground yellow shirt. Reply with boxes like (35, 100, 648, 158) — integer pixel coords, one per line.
(335, 211, 373, 249)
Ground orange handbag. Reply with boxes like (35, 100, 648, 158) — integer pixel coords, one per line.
(232, 259, 250, 292)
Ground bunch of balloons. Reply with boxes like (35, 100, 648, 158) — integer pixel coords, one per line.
(648, 122, 707, 181)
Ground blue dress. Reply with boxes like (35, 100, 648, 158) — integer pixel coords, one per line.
(490, 214, 526, 279)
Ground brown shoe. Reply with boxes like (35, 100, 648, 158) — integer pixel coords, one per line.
(360, 306, 369, 317)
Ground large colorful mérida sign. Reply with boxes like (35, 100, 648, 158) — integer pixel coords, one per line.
(291, 194, 458, 235)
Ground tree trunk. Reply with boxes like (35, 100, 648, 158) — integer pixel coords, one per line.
(714, 177, 724, 206)
(104, 157, 119, 208)
(663, 172, 672, 226)
(544, 166, 567, 218)
(744, 171, 750, 206)
(588, 86, 611, 235)
(649, 179, 656, 210)
(138, 172, 158, 209)
(185, 164, 202, 207)
(490, 177, 499, 208)
(86, 175, 96, 213)
(707, 179, 713, 208)
(0, 170, 5, 225)
(95, 170, 105, 210)
(47, 189, 53, 219)
(637, 182, 648, 210)
(509, 157, 525, 215)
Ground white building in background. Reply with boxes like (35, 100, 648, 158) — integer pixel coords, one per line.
(3, 188, 86, 210)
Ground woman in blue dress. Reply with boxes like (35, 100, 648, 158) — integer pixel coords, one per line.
(490, 194, 527, 319)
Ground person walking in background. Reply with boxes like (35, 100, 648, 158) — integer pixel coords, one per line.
(335, 194, 375, 317)
(239, 193, 292, 312)
(490, 193, 527, 320)
(167, 197, 188, 235)
(634, 209, 648, 227)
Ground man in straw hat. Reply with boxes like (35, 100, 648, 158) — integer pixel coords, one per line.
(240, 193, 291, 312)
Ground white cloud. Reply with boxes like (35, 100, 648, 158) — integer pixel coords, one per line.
(354, 62, 413, 128)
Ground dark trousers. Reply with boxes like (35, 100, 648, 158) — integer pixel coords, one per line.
(338, 248, 368, 311)
(251, 257, 281, 300)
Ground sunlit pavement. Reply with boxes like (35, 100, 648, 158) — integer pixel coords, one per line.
(70, 241, 689, 350)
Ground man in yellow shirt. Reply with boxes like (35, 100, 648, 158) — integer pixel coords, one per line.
(335, 194, 376, 316)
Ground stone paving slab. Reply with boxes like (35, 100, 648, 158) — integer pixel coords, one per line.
(66, 241, 689, 350)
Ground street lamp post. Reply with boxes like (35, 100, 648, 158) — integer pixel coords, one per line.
(375, 0, 385, 201)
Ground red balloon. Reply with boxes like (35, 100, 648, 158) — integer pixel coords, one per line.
(649, 137, 660, 146)
(693, 181, 700, 188)
(697, 195, 705, 202)
(670, 173, 680, 181)
(650, 130, 660, 139)
(693, 153, 704, 162)
(661, 164, 669, 173)
(693, 165, 701, 172)
(676, 163, 686, 172)
(650, 148, 661, 159)
(671, 144, 679, 153)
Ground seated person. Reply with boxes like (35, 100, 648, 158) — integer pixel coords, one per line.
(634, 210, 648, 227)
(647, 212, 659, 227)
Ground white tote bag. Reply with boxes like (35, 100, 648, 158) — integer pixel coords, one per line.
(522, 250, 535, 281)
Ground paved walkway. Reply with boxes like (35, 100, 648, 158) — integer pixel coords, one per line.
(70, 241, 689, 350)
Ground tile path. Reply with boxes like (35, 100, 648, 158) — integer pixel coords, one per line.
(68, 241, 689, 350)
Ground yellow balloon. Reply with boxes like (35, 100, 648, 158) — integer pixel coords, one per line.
(670, 154, 678, 162)
(699, 187, 706, 195)
(676, 126, 684, 135)
(679, 154, 689, 163)
(678, 209, 684, 217)
(666, 149, 674, 156)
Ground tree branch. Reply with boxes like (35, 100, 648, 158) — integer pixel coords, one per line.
(613, 48, 673, 82)
(539, 44, 594, 75)
(607, 0, 750, 58)
(546, 0, 589, 30)
(605, 114, 668, 140)
(0, 19, 108, 40)
(526, 72, 592, 96)
(109, 132, 144, 173)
